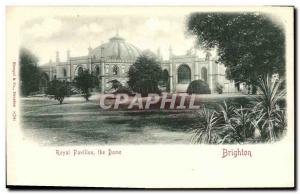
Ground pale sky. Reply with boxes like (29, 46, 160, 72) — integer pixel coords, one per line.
(20, 9, 208, 65)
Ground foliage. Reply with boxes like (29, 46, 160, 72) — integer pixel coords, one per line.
(46, 80, 71, 104)
(215, 82, 223, 94)
(254, 75, 286, 142)
(113, 85, 134, 96)
(187, 13, 285, 89)
(191, 107, 220, 144)
(74, 70, 99, 101)
(216, 101, 241, 144)
(187, 79, 211, 94)
(191, 76, 287, 144)
(230, 106, 254, 141)
(108, 79, 122, 90)
(20, 48, 41, 96)
(128, 54, 163, 96)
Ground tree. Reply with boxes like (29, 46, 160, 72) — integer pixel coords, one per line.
(128, 54, 163, 96)
(46, 80, 70, 104)
(74, 70, 99, 101)
(187, 13, 285, 93)
(20, 48, 41, 96)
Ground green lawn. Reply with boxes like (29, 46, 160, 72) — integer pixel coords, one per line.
(21, 94, 255, 146)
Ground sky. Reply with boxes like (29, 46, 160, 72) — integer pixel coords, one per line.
(19, 8, 208, 65)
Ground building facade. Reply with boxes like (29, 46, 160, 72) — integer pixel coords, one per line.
(40, 34, 236, 94)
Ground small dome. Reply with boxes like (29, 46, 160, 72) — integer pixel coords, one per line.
(91, 34, 141, 61)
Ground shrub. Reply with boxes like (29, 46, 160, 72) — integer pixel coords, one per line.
(191, 107, 220, 144)
(187, 80, 211, 94)
(108, 79, 122, 90)
(191, 74, 287, 144)
(113, 86, 134, 96)
(254, 75, 286, 142)
(215, 82, 224, 94)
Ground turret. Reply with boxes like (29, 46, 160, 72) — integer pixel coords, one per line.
(67, 49, 70, 61)
(100, 46, 104, 59)
(88, 46, 92, 56)
(169, 45, 173, 59)
(56, 51, 60, 63)
(205, 52, 212, 61)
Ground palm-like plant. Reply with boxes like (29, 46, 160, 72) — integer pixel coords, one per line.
(191, 74, 286, 144)
(230, 106, 253, 141)
(191, 107, 220, 144)
(217, 101, 241, 144)
(255, 75, 286, 142)
(274, 109, 287, 139)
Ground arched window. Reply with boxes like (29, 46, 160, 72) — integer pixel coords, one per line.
(177, 64, 191, 84)
(63, 68, 67, 77)
(113, 65, 119, 75)
(162, 69, 169, 83)
(201, 67, 208, 83)
(77, 67, 83, 75)
(96, 66, 100, 76)
(162, 69, 170, 92)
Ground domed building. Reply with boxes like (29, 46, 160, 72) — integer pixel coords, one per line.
(40, 33, 236, 94)
(41, 33, 143, 92)
(90, 35, 141, 61)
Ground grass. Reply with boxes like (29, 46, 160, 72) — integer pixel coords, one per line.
(21, 94, 258, 146)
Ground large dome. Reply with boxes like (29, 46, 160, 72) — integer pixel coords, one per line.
(91, 34, 141, 61)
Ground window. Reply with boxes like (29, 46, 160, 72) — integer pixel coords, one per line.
(96, 66, 100, 76)
(177, 64, 191, 84)
(113, 65, 119, 75)
(122, 65, 125, 74)
(201, 67, 208, 83)
(77, 67, 83, 75)
(63, 68, 67, 77)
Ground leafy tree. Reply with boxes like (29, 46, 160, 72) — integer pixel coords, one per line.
(20, 48, 41, 96)
(128, 54, 163, 96)
(46, 80, 70, 104)
(74, 70, 99, 101)
(187, 80, 211, 94)
(187, 13, 285, 93)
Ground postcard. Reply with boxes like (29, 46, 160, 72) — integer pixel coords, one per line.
(6, 6, 294, 188)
